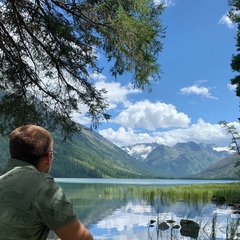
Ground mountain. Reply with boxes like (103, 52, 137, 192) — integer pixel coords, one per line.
(121, 143, 159, 161)
(198, 143, 232, 158)
(193, 154, 240, 179)
(122, 141, 231, 178)
(0, 126, 236, 179)
(0, 127, 160, 178)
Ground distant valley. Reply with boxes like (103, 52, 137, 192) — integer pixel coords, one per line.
(0, 126, 238, 179)
(122, 142, 234, 178)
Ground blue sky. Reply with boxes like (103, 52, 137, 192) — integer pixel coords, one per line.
(74, 0, 240, 148)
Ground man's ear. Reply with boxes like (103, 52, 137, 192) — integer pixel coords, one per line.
(43, 152, 51, 165)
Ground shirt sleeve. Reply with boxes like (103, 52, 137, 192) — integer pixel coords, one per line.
(34, 176, 78, 230)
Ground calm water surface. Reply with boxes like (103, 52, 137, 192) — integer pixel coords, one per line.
(55, 178, 236, 185)
(53, 178, 239, 240)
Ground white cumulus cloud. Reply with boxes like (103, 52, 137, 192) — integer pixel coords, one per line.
(99, 119, 238, 147)
(153, 0, 176, 7)
(72, 74, 141, 124)
(227, 83, 236, 91)
(179, 84, 218, 99)
(94, 80, 141, 109)
(99, 127, 155, 147)
(218, 13, 235, 29)
(114, 100, 191, 130)
(153, 119, 228, 146)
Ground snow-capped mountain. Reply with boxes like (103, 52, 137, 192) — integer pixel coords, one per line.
(121, 143, 159, 161)
(121, 141, 232, 178)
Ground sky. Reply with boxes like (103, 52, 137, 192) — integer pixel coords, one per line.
(74, 0, 240, 149)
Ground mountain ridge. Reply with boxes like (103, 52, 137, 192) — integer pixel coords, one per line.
(122, 142, 232, 178)
(192, 154, 240, 179)
(0, 126, 237, 179)
(0, 127, 161, 178)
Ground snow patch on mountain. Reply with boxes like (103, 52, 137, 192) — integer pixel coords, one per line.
(122, 142, 233, 162)
(122, 143, 158, 160)
(212, 146, 235, 154)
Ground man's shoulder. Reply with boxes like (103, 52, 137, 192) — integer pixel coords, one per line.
(0, 165, 54, 186)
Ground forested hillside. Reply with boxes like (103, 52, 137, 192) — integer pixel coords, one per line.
(193, 154, 240, 179)
(0, 127, 160, 178)
(0, 127, 238, 179)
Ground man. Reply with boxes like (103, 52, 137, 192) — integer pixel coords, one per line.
(0, 125, 93, 240)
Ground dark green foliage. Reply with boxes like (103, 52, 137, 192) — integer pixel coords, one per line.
(50, 127, 160, 178)
(0, 0, 165, 138)
(229, 0, 240, 96)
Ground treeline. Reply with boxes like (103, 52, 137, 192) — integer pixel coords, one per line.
(51, 133, 148, 178)
(0, 128, 158, 178)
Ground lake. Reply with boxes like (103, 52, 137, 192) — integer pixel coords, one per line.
(50, 178, 239, 240)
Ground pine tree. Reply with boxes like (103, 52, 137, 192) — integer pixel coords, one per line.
(0, 0, 165, 138)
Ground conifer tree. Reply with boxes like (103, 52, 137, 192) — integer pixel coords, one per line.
(0, 0, 165, 138)
(229, 0, 240, 96)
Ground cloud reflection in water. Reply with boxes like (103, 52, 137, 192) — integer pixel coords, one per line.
(89, 199, 239, 240)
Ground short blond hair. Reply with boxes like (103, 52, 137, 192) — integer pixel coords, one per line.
(9, 125, 53, 164)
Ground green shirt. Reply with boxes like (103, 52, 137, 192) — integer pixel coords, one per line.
(0, 158, 78, 240)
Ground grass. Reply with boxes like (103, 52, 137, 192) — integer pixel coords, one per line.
(104, 182, 240, 204)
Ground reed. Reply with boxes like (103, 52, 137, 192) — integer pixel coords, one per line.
(102, 183, 240, 240)
(226, 217, 240, 239)
(103, 182, 240, 204)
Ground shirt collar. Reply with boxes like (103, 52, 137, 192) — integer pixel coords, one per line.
(3, 158, 36, 173)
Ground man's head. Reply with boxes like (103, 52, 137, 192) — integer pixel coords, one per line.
(9, 125, 54, 172)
